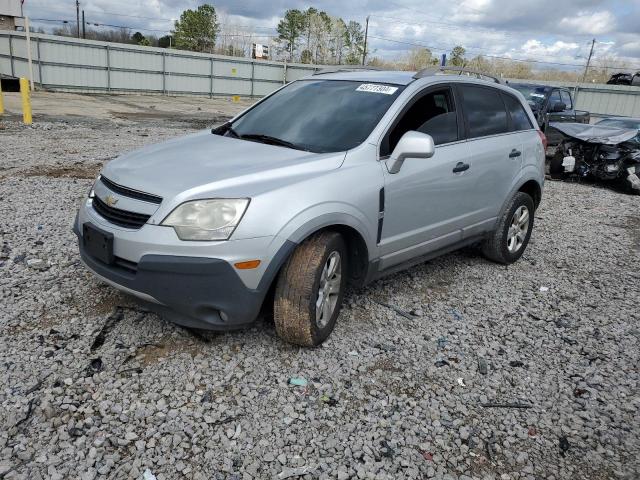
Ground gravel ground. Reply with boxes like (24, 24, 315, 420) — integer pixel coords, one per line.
(1, 109, 639, 480)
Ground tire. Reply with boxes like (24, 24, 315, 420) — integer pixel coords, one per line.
(482, 192, 535, 264)
(549, 149, 566, 179)
(274, 231, 347, 347)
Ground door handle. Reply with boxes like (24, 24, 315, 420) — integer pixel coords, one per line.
(452, 162, 469, 173)
(509, 149, 522, 158)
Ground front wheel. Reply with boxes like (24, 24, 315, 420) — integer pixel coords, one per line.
(273, 231, 347, 346)
(482, 192, 535, 264)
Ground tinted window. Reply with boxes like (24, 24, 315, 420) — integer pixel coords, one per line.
(230, 80, 403, 153)
(509, 84, 548, 109)
(382, 88, 458, 155)
(503, 94, 533, 131)
(460, 85, 508, 138)
(560, 90, 573, 109)
(549, 89, 562, 106)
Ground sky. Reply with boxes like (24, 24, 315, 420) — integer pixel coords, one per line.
(23, 0, 640, 72)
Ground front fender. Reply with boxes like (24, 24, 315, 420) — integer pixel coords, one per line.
(276, 203, 377, 261)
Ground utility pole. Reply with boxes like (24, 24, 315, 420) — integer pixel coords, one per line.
(82, 10, 86, 39)
(76, 1, 80, 38)
(362, 15, 369, 66)
(581, 38, 595, 83)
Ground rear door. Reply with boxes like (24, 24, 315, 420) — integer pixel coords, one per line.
(502, 91, 541, 179)
(457, 84, 522, 236)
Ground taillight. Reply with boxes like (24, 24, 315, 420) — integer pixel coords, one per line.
(537, 130, 548, 150)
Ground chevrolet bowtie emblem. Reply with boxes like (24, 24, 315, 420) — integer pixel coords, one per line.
(104, 194, 119, 207)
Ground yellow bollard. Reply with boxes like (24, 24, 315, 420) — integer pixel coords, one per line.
(0, 79, 4, 115)
(20, 77, 32, 125)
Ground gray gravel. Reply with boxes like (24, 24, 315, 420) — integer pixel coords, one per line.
(1, 115, 639, 480)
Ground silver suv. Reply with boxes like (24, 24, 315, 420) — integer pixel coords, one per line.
(75, 68, 546, 346)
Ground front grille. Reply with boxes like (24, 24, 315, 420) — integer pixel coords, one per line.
(100, 176, 162, 204)
(92, 196, 150, 229)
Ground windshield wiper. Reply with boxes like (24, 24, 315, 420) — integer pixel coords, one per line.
(211, 122, 239, 138)
(239, 133, 308, 151)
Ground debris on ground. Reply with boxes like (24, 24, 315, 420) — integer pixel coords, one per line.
(478, 358, 488, 375)
(277, 465, 315, 479)
(288, 377, 308, 387)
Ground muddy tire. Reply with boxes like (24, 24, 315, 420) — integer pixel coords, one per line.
(549, 149, 566, 179)
(273, 231, 347, 347)
(482, 192, 535, 264)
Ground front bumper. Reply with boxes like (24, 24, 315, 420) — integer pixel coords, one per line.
(74, 212, 295, 330)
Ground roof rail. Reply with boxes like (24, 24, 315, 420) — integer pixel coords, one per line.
(312, 67, 385, 75)
(413, 66, 502, 84)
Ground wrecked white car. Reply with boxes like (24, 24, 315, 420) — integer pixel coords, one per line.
(549, 120, 640, 193)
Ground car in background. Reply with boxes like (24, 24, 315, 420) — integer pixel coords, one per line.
(595, 117, 640, 144)
(508, 83, 590, 146)
(607, 72, 640, 86)
(549, 117, 640, 193)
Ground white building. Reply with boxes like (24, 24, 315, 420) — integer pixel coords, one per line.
(0, 0, 23, 31)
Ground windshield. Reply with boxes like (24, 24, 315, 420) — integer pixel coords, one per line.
(227, 80, 404, 153)
(509, 84, 549, 108)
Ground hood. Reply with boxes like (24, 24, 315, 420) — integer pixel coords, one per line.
(550, 122, 639, 145)
(102, 130, 345, 198)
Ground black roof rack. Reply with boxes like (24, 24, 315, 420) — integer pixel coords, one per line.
(413, 66, 502, 84)
(312, 67, 385, 75)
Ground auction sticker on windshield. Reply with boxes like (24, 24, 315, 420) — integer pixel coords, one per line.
(356, 84, 399, 95)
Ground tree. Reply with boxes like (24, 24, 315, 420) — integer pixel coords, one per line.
(450, 45, 466, 66)
(131, 31, 150, 46)
(158, 35, 174, 48)
(404, 48, 439, 70)
(277, 9, 305, 60)
(173, 4, 219, 52)
(344, 21, 365, 65)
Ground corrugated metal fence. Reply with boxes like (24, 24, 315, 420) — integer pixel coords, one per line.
(0, 30, 319, 97)
(2, 30, 640, 118)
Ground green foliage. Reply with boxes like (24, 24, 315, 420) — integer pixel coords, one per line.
(173, 4, 219, 52)
(132, 32, 150, 46)
(276, 8, 366, 65)
(450, 45, 466, 67)
(158, 35, 173, 48)
(277, 9, 305, 60)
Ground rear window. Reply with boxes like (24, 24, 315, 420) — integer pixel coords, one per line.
(460, 85, 509, 138)
(503, 94, 533, 131)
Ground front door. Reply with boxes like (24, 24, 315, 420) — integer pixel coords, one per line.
(377, 86, 475, 269)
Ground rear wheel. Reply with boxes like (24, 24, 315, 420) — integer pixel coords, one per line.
(273, 231, 347, 347)
(482, 192, 535, 264)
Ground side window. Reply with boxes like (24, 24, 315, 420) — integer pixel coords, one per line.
(549, 89, 562, 107)
(382, 88, 458, 156)
(460, 85, 509, 138)
(560, 91, 573, 110)
(503, 94, 533, 131)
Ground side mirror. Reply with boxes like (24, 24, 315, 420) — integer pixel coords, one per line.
(387, 131, 435, 174)
(552, 102, 566, 112)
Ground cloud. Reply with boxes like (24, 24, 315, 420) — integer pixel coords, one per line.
(23, 0, 640, 68)
(558, 10, 616, 35)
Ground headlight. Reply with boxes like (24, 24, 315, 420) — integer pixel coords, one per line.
(161, 198, 249, 241)
(89, 175, 100, 198)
